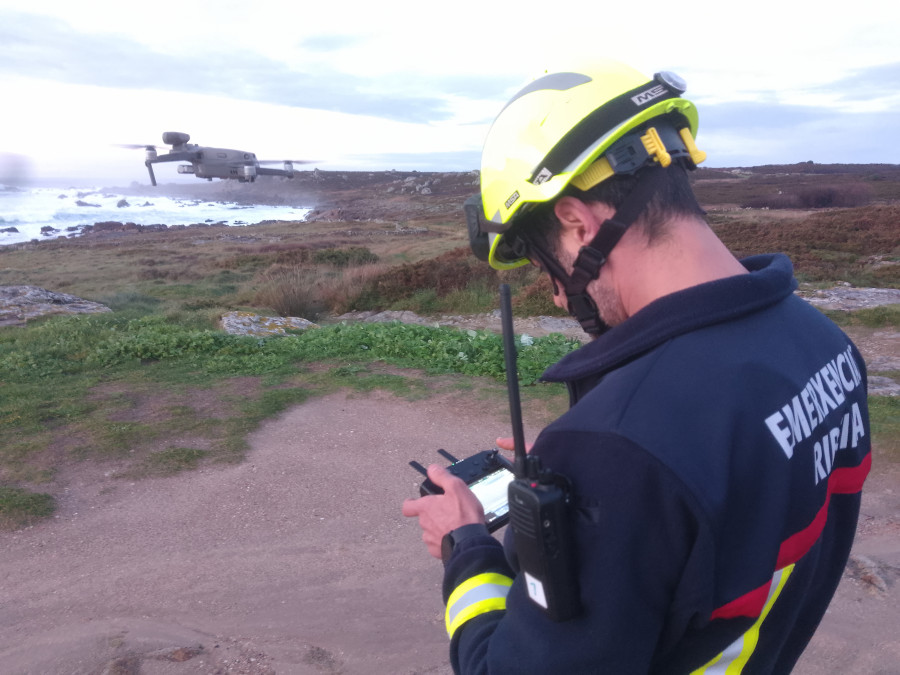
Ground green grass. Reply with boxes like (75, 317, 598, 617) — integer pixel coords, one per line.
(0, 487, 55, 529)
(869, 397, 900, 462)
(822, 304, 900, 328)
(140, 447, 210, 476)
(0, 312, 581, 528)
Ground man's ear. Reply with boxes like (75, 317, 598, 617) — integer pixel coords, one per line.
(553, 197, 614, 246)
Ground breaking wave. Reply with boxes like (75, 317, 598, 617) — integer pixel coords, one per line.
(0, 185, 311, 246)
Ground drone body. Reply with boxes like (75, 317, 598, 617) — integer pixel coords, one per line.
(120, 132, 313, 186)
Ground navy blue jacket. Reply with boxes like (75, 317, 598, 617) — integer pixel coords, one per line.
(442, 254, 871, 674)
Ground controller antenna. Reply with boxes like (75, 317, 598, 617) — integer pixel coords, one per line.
(500, 284, 529, 479)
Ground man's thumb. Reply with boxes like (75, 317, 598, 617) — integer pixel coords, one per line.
(426, 463, 449, 485)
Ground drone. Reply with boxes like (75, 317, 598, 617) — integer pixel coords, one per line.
(118, 132, 314, 186)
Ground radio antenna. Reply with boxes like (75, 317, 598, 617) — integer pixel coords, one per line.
(499, 284, 528, 479)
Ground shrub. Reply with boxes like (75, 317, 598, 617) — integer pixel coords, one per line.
(510, 273, 566, 317)
(253, 266, 327, 318)
(369, 247, 498, 302)
(797, 184, 873, 208)
(312, 247, 378, 267)
(319, 263, 390, 313)
(741, 183, 873, 209)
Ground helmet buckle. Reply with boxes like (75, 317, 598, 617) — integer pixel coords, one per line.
(640, 127, 672, 168)
(678, 127, 707, 167)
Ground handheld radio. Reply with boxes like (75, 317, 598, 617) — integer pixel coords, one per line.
(499, 283, 581, 622)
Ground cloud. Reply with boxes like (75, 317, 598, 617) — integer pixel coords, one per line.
(337, 150, 482, 172)
(699, 99, 897, 165)
(299, 34, 368, 52)
(0, 10, 486, 124)
(701, 101, 829, 132)
(816, 61, 900, 106)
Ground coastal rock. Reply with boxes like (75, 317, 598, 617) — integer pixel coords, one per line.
(868, 376, 900, 397)
(801, 286, 900, 311)
(79, 221, 171, 236)
(88, 221, 142, 233)
(0, 285, 112, 327)
(117, 198, 130, 208)
(220, 311, 318, 336)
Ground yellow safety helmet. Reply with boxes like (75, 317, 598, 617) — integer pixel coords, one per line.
(480, 60, 705, 270)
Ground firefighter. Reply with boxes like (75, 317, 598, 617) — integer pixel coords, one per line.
(403, 59, 871, 673)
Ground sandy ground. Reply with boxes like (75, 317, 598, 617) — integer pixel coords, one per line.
(1, 326, 898, 674)
(0, 391, 545, 674)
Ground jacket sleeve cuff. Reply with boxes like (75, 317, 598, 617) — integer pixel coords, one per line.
(441, 525, 513, 603)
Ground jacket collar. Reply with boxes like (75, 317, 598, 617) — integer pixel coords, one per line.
(542, 254, 798, 383)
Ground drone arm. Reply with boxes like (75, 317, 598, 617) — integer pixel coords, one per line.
(144, 151, 200, 186)
(149, 151, 200, 163)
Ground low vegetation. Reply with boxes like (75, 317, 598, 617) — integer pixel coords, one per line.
(0, 486, 55, 530)
(0, 312, 578, 526)
(1, 167, 898, 528)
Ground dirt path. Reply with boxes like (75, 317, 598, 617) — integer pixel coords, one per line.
(1, 318, 897, 674)
(0, 390, 546, 674)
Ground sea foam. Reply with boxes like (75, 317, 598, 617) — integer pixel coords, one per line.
(0, 186, 311, 246)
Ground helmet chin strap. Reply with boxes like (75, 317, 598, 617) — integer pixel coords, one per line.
(527, 166, 667, 336)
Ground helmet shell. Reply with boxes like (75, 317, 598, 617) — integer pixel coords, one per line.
(480, 60, 698, 269)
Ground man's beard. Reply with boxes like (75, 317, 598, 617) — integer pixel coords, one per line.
(555, 247, 627, 333)
(586, 273, 627, 330)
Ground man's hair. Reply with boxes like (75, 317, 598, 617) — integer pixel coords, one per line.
(509, 163, 706, 259)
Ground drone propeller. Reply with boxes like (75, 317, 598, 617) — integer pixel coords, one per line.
(257, 159, 317, 165)
(113, 143, 158, 150)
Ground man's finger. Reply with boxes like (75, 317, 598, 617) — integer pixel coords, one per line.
(426, 463, 462, 490)
(401, 497, 424, 517)
(496, 436, 534, 453)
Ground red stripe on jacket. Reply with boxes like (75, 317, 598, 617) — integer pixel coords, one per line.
(711, 454, 871, 621)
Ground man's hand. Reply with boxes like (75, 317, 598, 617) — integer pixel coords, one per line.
(495, 437, 534, 454)
(402, 464, 485, 559)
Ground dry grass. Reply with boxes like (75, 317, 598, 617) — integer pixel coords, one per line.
(709, 205, 900, 287)
(2, 170, 898, 324)
(320, 263, 391, 314)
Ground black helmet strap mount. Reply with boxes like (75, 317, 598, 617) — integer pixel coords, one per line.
(525, 165, 667, 336)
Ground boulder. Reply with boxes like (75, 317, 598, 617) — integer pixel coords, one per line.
(219, 311, 318, 336)
(0, 286, 112, 327)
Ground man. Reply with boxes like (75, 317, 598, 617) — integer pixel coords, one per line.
(402, 60, 871, 673)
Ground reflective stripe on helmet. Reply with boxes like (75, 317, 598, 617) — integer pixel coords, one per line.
(445, 572, 514, 639)
(499, 72, 593, 116)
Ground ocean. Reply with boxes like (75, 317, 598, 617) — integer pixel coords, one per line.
(0, 185, 312, 246)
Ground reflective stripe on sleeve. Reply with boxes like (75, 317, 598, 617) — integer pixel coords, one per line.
(691, 563, 796, 674)
(445, 573, 514, 639)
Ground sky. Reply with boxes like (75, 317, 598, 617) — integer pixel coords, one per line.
(1, 0, 897, 187)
